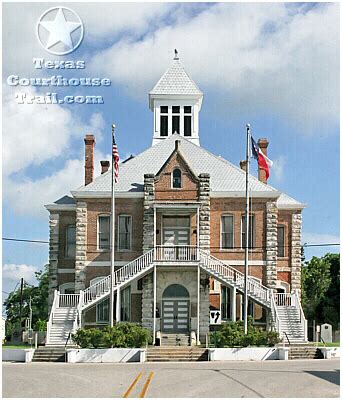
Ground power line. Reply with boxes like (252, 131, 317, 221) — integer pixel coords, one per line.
(2, 236, 340, 251)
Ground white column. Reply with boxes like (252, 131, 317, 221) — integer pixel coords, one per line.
(116, 287, 121, 322)
(197, 266, 200, 345)
(238, 294, 243, 321)
(168, 106, 172, 136)
(230, 287, 236, 322)
(153, 265, 157, 345)
(155, 106, 160, 134)
(154, 207, 157, 249)
(180, 106, 184, 136)
(196, 207, 200, 259)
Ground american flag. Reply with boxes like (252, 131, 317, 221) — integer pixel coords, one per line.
(112, 133, 120, 183)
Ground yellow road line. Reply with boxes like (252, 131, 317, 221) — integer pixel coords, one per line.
(138, 372, 154, 398)
(123, 371, 143, 398)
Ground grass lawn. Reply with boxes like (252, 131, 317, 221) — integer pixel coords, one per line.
(309, 342, 340, 347)
(2, 343, 32, 349)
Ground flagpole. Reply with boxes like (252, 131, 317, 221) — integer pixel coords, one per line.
(243, 123, 251, 335)
(109, 123, 116, 327)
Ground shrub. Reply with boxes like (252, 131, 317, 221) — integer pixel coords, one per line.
(33, 319, 47, 332)
(212, 320, 281, 348)
(71, 323, 152, 348)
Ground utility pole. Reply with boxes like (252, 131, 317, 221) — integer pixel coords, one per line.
(243, 124, 251, 335)
(19, 278, 24, 328)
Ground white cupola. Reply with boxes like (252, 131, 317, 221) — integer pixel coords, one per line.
(149, 50, 203, 146)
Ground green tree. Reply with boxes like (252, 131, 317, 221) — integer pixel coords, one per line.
(4, 264, 49, 329)
(316, 253, 340, 328)
(302, 253, 340, 327)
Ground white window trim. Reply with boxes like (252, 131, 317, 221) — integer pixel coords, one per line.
(241, 214, 256, 249)
(117, 214, 132, 252)
(97, 214, 111, 252)
(171, 167, 182, 189)
(220, 214, 234, 250)
(59, 282, 75, 294)
(90, 276, 109, 323)
(65, 225, 76, 259)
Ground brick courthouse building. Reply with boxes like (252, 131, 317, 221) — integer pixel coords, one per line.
(45, 53, 306, 346)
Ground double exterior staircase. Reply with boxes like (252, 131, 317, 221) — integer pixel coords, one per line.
(47, 246, 307, 345)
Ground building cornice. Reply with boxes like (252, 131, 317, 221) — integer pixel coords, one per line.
(210, 190, 281, 198)
(70, 191, 144, 199)
(45, 204, 76, 211)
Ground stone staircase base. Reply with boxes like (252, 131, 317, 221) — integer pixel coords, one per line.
(160, 333, 190, 347)
(32, 347, 66, 362)
(288, 347, 323, 359)
(146, 346, 208, 362)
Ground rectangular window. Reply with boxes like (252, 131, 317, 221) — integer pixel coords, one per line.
(241, 215, 255, 249)
(160, 115, 168, 136)
(65, 225, 76, 258)
(184, 116, 192, 136)
(221, 215, 234, 249)
(98, 215, 110, 250)
(118, 215, 132, 250)
(172, 115, 180, 134)
(221, 286, 231, 320)
(277, 226, 285, 257)
(96, 298, 109, 323)
(184, 106, 192, 114)
(160, 106, 168, 113)
(172, 106, 180, 134)
(121, 286, 131, 322)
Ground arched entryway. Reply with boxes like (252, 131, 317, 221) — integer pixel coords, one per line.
(162, 284, 190, 333)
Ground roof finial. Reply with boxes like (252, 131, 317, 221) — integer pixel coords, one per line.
(174, 49, 179, 60)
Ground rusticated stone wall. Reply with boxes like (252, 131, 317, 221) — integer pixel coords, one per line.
(143, 174, 155, 252)
(48, 213, 59, 308)
(291, 212, 302, 294)
(265, 201, 278, 288)
(198, 173, 210, 251)
(75, 202, 87, 292)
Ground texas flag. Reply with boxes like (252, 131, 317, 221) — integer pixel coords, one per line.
(251, 136, 273, 180)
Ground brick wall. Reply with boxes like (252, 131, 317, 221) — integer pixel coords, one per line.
(155, 151, 198, 201)
(85, 198, 144, 262)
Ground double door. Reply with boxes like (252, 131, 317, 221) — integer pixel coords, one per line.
(162, 300, 189, 332)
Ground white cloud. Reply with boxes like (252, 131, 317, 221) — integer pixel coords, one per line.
(4, 148, 110, 218)
(88, 2, 339, 133)
(271, 156, 285, 182)
(302, 232, 340, 246)
(3, 263, 39, 284)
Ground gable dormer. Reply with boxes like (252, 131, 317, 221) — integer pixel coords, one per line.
(149, 50, 203, 147)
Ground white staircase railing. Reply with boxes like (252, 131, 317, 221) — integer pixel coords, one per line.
(294, 290, 308, 341)
(274, 292, 293, 306)
(155, 245, 198, 261)
(199, 249, 271, 306)
(81, 249, 154, 309)
(270, 292, 281, 334)
(59, 293, 80, 308)
(47, 290, 59, 344)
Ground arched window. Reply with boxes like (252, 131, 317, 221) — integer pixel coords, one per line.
(172, 168, 182, 188)
(163, 284, 189, 298)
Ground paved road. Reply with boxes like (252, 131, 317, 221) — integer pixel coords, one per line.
(2, 359, 340, 398)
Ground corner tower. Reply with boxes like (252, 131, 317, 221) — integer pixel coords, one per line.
(149, 50, 203, 146)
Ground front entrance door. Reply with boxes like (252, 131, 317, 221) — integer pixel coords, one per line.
(162, 284, 190, 333)
(162, 300, 190, 332)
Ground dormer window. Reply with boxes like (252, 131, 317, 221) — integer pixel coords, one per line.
(160, 106, 168, 136)
(172, 168, 182, 188)
(172, 106, 180, 134)
(184, 106, 192, 136)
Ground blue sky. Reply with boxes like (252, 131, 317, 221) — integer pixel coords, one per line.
(2, 2, 339, 302)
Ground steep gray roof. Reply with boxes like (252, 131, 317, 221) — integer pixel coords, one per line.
(72, 134, 305, 209)
(149, 58, 203, 96)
